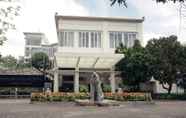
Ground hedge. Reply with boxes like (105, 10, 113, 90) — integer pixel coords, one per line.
(152, 93, 186, 100)
(31, 92, 150, 102)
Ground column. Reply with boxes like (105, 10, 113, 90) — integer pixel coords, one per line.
(110, 68, 116, 93)
(74, 68, 79, 93)
(53, 69, 59, 92)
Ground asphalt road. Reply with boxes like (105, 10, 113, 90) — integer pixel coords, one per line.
(0, 99, 186, 118)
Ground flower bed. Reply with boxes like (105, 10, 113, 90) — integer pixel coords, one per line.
(31, 92, 150, 102)
(104, 92, 150, 101)
(31, 92, 89, 102)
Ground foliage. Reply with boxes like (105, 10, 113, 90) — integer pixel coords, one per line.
(0, 87, 43, 95)
(110, 0, 127, 7)
(104, 92, 150, 101)
(177, 73, 186, 92)
(110, 0, 185, 7)
(0, 0, 20, 45)
(31, 92, 89, 102)
(116, 40, 153, 91)
(31, 52, 51, 76)
(30, 92, 150, 102)
(0, 55, 17, 68)
(79, 85, 89, 93)
(102, 84, 111, 92)
(152, 93, 186, 100)
(146, 35, 185, 94)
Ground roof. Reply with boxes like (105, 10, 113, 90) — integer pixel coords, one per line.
(55, 15, 144, 23)
(55, 52, 124, 69)
(23, 32, 44, 35)
(0, 68, 43, 75)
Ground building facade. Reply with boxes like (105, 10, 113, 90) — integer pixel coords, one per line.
(53, 15, 144, 93)
(24, 32, 57, 62)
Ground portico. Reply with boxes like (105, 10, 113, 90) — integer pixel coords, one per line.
(53, 52, 124, 93)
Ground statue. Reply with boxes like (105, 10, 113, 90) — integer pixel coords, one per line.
(90, 72, 104, 103)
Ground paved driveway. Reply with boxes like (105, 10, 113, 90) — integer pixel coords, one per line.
(0, 99, 186, 118)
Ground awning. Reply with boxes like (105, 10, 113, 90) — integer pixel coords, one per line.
(55, 53, 124, 69)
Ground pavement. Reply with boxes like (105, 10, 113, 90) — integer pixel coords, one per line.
(0, 99, 186, 118)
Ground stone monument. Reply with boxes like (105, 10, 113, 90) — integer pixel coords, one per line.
(75, 71, 119, 106)
(90, 72, 104, 103)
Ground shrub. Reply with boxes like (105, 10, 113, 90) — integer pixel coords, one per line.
(152, 93, 186, 100)
(31, 92, 89, 102)
(31, 92, 149, 102)
(104, 92, 149, 101)
(102, 84, 111, 92)
(79, 85, 89, 93)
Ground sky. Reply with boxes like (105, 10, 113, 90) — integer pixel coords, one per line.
(0, 0, 186, 58)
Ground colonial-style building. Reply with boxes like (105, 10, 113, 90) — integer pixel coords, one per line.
(53, 15, 144, 93)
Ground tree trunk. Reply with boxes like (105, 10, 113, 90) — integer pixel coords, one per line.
(167, 84, 172, 95)
(161, 83, 172, 94)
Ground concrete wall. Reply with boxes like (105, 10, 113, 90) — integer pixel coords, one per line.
(154, 81, 184, 94)
(56, 18, 143, 54)
(140, 81, 184, 94)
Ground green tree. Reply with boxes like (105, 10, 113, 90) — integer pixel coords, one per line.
(0, 55, 17, 68)
(31, 52, 51, 73)
(146, 35, 184, 94)
(31, 52, 52, 77)
(177, 74, 186, 93)
(116, 40, 152, 91)
(177, 46, 186, 93)
(0, 0, 20, 45)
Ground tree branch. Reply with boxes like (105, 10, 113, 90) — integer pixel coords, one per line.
(161, 83, 169, 90)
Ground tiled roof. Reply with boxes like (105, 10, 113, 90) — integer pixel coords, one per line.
(0, 68, 43, 75)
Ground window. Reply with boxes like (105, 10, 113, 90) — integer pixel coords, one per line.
(109, 32, 123, 48)
(79, 32, 89, 47)
(25, 47, 30, 56)
(128, 33, 136, 47)
(91, 32, 101, 48)
(79, 31, 101, 48)
(109, 32, 137, 48)
(58, 31, 74, 47)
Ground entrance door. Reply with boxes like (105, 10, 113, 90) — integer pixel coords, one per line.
(61, 75, 74, 92)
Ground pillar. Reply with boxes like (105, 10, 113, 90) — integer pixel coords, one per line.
(53, 69, 59, 92)
(74, 68, 79, 93)
(110, 68, 116, 93)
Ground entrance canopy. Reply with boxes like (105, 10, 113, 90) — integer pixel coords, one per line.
(55, 53, 124, 69)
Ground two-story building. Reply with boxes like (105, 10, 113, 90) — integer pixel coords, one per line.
(53, 15, 144, 93)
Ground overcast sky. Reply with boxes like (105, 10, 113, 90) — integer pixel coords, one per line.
(0, 0, 186, 58)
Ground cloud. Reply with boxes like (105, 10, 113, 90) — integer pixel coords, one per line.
(128, 0, 182, 44)
(0, 0, 89, 58)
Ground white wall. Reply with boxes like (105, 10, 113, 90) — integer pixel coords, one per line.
(57, 18, 143, 54)
(154, 81, 184, 94)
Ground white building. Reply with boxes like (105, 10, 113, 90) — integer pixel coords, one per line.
(53, 15, 144, 93)
(24, 32, 57, 62)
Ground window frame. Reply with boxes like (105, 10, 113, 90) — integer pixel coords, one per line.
(58, 31, 74, 47)
(78, 31, 102, 48)
(109, 31, 137, 48)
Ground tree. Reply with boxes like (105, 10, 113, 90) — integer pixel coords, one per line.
(146, 35, 184, 94)
(116, 40, 153, 91)
(177, 73, 186, 93)
(110, 0, 185, 7)
(176, 46, 186, 93)
(31, 52, 52, 78)
(0, 0, 20, 45)
(0, 55, 17, 68)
